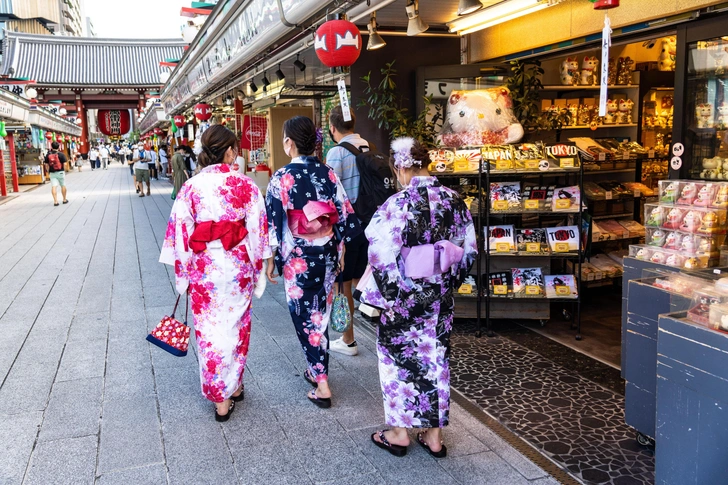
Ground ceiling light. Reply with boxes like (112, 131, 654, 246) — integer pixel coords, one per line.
(293, 54, 306, 72)
(262, 73, 270, 89)
(275, 64, 286, 81)
(406, 0, 429, 36)
(458, 0, 483, 16)
(225, 95, 233, 106)
(448, 0, 549, 35)
(367, 12, 386, 50)
(249, 80, 258, 93)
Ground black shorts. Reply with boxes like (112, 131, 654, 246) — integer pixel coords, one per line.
(342, 231, 368, 282)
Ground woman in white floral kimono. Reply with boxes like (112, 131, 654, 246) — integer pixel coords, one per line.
(160, 126, 271, 422)
(359, 137, 477, 457)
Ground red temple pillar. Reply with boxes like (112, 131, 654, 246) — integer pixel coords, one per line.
(76, 95, 89, 154)
(8, 132, 18, 192)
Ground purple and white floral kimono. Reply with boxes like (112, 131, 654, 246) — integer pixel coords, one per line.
(361, 176, 477, 428)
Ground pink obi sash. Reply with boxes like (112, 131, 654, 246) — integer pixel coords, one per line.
(189, 220, 248, 253)
(288, 200, 339, 241)
(400, 240, 465, 279)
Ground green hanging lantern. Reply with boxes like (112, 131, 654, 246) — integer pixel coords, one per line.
(0, 121, 8, 138)
(170, 123, 178, 134)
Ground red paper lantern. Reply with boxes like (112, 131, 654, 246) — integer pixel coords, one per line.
(56, 134, 63, 142)
(314, 19, 361, 69)
(97, 110, 131, 136)
(194, 103, 212, 121)
(154, 127, 162, 135)
(174, 115, 186, 128)
(45, 132, 53, 140)
(65, 135, 70, 141)
(593, 0, 619, 8)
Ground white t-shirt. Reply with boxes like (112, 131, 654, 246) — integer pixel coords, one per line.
(89, 149, 98, 161)
(133, 149, 149, 170)
(100, 147, 109, 158)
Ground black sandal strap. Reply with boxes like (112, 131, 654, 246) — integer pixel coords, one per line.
(378, 430, 392, 448)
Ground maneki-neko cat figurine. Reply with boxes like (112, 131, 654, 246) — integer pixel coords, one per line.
(617, 57, 634, 85)
(664, 207, 683, 229)
(677, 183, 698, 205)
(712, 185, 728, 208)
(649, 229, 667, 246)
(580, 56, 599, 86)
(694, 185, 713, 207)
(681, 235, 696, 254)
(661, 182, 678, 203)
(698, 210, 721, 234)
(680, 210, 702, 232)
(663, 231, 680, 250)
(646, 206, 664, 226)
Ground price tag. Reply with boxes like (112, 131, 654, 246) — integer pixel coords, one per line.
(555, 286, 570, 296)
(493, 200, 509, 211)
(648, 149, 655, 158)
(554, 242, 570, 252)
(714, 269, 722, 275)
(458, 284, 473, 295)
(622, 151, 630, 160)
(493, 285, 508, 295)
(525, 285, 540, 296)
(495, 160, 512, 170)
(495, 242, 511, 253)
(605, 191, 613, 200)
(555, 199, 571, 209)
(524, 199, 540, 210)
(598, 152, 606, 161)
(634, 189, 641, 198)
(560, 158, 574, 168)
(526, 242, 541, 253)
(525, 159, 540, 170)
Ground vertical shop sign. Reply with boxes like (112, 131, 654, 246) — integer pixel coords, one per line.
(599, 14, 612, 117)
(337, 79, 351, 122)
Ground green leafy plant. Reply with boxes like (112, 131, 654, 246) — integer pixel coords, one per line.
(505, 59, 544, 133)
(538, 108, 572, 142)
(359, 61, 443, 148)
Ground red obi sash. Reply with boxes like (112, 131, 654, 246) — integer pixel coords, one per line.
(189, 220, 248, 253)
(288, 200, 339, 241)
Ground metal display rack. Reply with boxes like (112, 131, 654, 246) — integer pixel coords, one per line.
(438, 145, 584, 340)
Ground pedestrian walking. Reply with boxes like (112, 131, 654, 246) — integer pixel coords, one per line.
(171, 145, 188, 200)
(100, 145, 110, 170)
(89, 146, 99, 170)
(148, 147, 158, 180)
(325, 106, 372, 357)
(133, 144, 151, 197)
(125, 146, 134, 175)
(159, 144, 169, 178)
(44, 141, 69, 207)
(74, 151, 83, 172)
(360, 137, 477, 458)
(265, 116, 360, 409)
(78, 151, 88, 172)
(159, 125, 271, 422)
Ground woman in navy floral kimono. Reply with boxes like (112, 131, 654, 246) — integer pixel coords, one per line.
(359, 137, 477, 457)
(265, 116, 360, 408)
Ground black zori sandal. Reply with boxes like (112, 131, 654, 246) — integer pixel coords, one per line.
(214, 400, 235, 422)
(371, 430, 407, 457)
(303, 369, 317, 387)
(417, 432, 447, 458)
(307, 389, 331, 409)
(231, 386, 244, 402)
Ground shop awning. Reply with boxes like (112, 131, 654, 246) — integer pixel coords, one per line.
(138, 105, 168, 134)
(0, 88, 30, 123)
(27, 107, 82, 136)
(0, 32, 187, 88)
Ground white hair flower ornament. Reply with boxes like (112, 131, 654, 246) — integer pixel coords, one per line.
(391, 137, 421, 169)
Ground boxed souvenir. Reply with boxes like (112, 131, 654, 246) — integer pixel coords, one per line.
(658, 180, 679, 204)
(661, 206, 686, 230)
(644, 203, 663, 227)
(545, 226, 580, 252)
(481, 145, 516, 171)
(592, 221, 617, 242)
(591, 254, 623, 278)
(687, 289, 727, 326)
(646, 227, 669, 247)
(606, 248, 629, 265)
(452, 149, 482, 172)
(428, 148, 455, 173)
(516, 228, 549, 254)
(597, 181, 631, 198)
(598, 219, 630, 239)
(457, 275, 478, 296)
(708, 303, 728, 333)
(619, 220, 645, 237)
(583, 181, 607, 200)
(522, 184, 555, 211)
(544, 143, 581, 169)
(545, 275, 578, 299)
(552, 186, 580, 212)
(569, 261, 603, 281)
(623, 182, 655, 197)
(675, 181, 702, 206)
(488, 272, 512, 297)
(512, 143, 546, 170)
(693, 183, 717, 207)
(512, 268, 545, 298)
(711, 183, 728, 209)
(490, 182, 522, 211)
(486, 225, 516, 253)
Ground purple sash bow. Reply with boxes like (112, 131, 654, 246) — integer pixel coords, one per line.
(401, 241, 465, 279)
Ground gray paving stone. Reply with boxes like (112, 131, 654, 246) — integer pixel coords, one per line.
(55, 338, 107, 382)
(230, 441, 312, 485)
(167, 455, 238, 485)
(97, 463, 167, 485)
(105, 335, 150, 375)
(438, 451, 531, 485)
(0, 411, 42, 485)
(38, 377, 102, 442)
(0, 360, 59, 414)
(24, 435, 97, 485)
(315, 471, 387, 485)
(98, 396, 163, 473)
(104, 365, 156, 402)
(67, 312, 110, 342)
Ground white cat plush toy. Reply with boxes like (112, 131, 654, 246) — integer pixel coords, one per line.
(580, 56, 599, 85)
(658, 36, 677, 72)
(560, 58, 580, 86)
(718, 102, 728, 128)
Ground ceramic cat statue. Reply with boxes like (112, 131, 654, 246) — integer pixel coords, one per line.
(580, 56, 599, 86)
(560, 57, 580, 86)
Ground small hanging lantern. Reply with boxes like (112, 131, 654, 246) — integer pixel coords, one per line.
(173, 115, 186, 128)
(0, 121, 7, 138)
(154, 127, 162, 135)
(314, 17, 362, 70)
(45, 132, 53, 140)
(591, 0, 619, 9)
(194, 103, 213, 121)
(56, 134, 63, 142)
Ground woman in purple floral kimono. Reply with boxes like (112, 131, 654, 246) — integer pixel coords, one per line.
(359, 137, 477, 457)
(265, 116, 360, 408)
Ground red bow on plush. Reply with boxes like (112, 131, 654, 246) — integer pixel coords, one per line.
(189, 220, 248, 253)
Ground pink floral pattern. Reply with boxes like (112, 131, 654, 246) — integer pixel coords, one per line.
(160, 164, 271, 403)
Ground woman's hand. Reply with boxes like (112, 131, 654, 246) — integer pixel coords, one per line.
(266, 257, 279, 284)
(338, 245, 346, 274)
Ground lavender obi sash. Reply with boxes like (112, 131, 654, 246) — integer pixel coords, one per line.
(401, 241, 465, 279)
(288, 200, 340, 241)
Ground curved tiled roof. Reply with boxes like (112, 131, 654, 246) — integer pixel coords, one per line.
(0, 32, 186, 87)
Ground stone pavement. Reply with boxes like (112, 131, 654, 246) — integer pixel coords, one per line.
(0, 164, 559, 485)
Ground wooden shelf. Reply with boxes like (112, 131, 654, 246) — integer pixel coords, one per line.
(541, 84, 639, 91)
(592, 212, 635, 220)
(561, 124, 638, 130)
(584, 169, 636, 175)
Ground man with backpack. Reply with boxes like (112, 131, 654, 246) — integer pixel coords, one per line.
(44, 142, 69, 206)
(326, 106, 396, 356)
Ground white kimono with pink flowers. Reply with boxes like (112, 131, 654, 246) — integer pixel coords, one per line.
(160, 163, 271, 403)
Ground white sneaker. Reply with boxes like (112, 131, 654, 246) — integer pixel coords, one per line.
(330, 337, 358, 356)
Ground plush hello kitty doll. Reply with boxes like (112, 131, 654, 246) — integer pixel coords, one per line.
(580, 56, 599, 85)
(696, 103, 714, 129)
(604, 99, 618, 124)
(617, 99, 634, 124)
(560, 58, 580, 86)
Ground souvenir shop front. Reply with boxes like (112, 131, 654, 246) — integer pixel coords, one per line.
(0, 89, 30, 197)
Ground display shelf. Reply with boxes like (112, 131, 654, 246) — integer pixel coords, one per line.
(584, 169, 637, 175)
(436, 167, 581, 178)
(592, 235, 643, 244)
(487, 208, 582, 215)
(592, 212, 635, 220)
(583, 276, 621, 288)
(488, 251, 581, 258)
(541, 84, 639, 91)
(561, 124, 638, 130)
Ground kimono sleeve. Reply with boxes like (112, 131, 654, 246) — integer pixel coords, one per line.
(265, 171, 286, 272)
(244, 183, 273, 276)
(332, 171, 361, 244)
(451, 199, 478, 288)
(159, 184, 195, 294)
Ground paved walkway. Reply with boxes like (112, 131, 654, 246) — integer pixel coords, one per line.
(0, 164, 558, 485)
